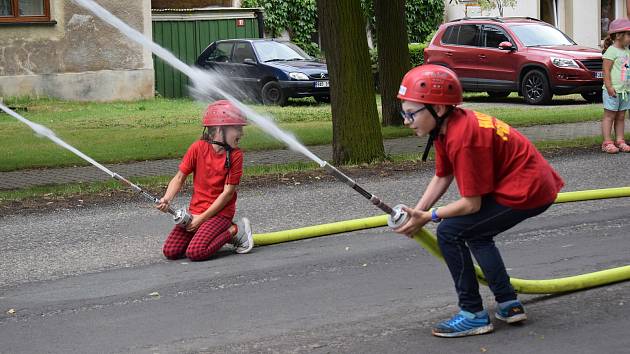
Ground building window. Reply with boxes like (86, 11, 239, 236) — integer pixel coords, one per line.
(601, 0, 616, 39)
(0, 0, 51, 23)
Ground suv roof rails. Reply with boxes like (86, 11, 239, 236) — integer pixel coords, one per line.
(448, 16, 543, 23)
(449, 17, 504, 23)
(502, 16, 543, 22)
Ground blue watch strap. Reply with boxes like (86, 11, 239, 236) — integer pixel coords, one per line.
(431, 208, 442, 222)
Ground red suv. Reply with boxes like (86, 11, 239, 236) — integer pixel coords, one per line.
(424, 17, 603, 104)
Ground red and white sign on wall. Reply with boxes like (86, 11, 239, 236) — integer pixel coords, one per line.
(236, 19, 245, 27)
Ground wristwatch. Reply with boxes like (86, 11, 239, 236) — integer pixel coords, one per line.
(430, 208, 442, 223)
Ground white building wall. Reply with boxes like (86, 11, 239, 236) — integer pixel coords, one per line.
(570, 1, 600, 47)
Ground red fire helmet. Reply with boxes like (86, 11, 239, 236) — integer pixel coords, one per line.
(397, 64, 463, 106)
(202, 100, 248, 127)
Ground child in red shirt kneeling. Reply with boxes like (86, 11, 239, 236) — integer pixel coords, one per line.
(157, 100, 253, 261)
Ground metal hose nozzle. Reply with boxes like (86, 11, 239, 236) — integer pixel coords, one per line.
(321, 162, 408, 227)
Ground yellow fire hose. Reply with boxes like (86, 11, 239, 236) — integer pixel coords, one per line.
(253, 187, 630, 294)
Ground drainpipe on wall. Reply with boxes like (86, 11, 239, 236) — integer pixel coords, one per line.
(255, 8, 265, 38)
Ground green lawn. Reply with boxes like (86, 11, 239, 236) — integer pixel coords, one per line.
(0, 96, 603, 172)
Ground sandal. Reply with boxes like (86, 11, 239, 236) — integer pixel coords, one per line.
(616, 140, 630, 153)
(602, 140, 619, 154)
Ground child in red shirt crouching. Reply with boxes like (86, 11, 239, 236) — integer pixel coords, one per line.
(395, 65, 564, 338)
(157, 100, 253, 261)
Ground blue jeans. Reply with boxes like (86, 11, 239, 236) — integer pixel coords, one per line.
(436, 196, 551, 313)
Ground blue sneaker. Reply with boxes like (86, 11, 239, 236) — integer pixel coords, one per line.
(432, 310, 494, 338)
(495, 301, 527, 324)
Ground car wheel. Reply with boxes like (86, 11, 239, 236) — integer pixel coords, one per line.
(314, 95, 330, 103)
(261, 81, 288, 106)
(521, 70, 552, 105)
(581, 91, 603, 103)
(486, 91, 511, 98)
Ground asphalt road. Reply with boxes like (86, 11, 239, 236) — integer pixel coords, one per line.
(1, 150, 629, 353)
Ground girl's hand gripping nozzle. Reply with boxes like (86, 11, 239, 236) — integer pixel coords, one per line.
(113, 173, 192, 228)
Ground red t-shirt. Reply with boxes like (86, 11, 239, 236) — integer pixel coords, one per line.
(434, 108, 564, 209)
(179, 140, 243, 219)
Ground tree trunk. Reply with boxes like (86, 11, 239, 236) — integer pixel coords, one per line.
(374, 0, 410, 126)
(317, 0, 384, 164)
(497, 1, 504, 17)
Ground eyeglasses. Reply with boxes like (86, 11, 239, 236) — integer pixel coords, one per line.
(399, 106, 427, 123)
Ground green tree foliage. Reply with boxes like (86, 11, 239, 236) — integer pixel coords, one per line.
(243, 0, 445, 54)
(361, 0, 445, 44)
(479, 0, 517, 17)
(449, 0, 518, 17)
(241, 0, 320, 56)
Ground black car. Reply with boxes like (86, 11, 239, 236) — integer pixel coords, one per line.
(196, 39, 330, 106)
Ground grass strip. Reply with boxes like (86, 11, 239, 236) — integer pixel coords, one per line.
(2, 135, 622, 204)
(0, 96, 602, 171)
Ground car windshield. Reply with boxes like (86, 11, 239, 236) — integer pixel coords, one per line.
(253, 41, 312, 62)
(509, 24, 576, 47)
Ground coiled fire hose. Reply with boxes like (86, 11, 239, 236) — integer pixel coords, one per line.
(253, 186, 630, 294)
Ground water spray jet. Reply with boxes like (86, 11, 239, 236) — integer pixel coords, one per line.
(0, 103, 192, 227)
(72, 0, 409, 229)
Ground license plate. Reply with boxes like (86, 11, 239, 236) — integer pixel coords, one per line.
(315, 80, 329, 88)
(595, 71, 603, 79)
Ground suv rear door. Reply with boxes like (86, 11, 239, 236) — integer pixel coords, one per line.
(441, 24, 482, 90)
(475, 24, 519, 91)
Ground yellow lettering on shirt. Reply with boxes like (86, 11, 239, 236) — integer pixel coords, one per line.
(474, 111, 511, 141)
(495, 119, 510, 141)
(475, 112, 495, 129)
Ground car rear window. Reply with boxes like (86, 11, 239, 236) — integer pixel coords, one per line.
(442, 24, 481, 46)
(442, 26, 457, 44)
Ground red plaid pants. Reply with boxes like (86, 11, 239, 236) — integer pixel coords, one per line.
(162, 215, 233, 261)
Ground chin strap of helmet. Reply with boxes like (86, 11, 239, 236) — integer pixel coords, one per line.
(210, 127, 233, 170)
(422, 105, 454, 162)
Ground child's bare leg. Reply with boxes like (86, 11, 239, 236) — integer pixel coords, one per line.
(614, 111, 630, 152)
(614, 110, 626, 141)
(603, 109, 617, 142)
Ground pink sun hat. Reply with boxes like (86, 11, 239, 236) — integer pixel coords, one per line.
(608, 18, 630, 34)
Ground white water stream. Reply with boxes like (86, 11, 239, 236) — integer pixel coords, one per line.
(73, 0, 327, 167)
(0, 102, 116, 176)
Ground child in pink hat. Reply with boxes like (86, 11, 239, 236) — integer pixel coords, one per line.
(601, 18, 630, 153)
